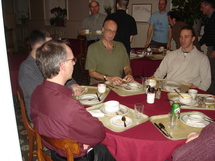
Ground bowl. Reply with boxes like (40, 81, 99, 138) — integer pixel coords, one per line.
(96, 30, 102, 34)
(178, 93, 192, 104)
(145, 79, 156, 87)
(104, 101, 120, 113)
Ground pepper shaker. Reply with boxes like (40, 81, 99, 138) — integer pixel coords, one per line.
(155, 88, 161, 99)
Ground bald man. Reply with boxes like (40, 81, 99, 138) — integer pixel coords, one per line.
(85, 20, 134, 85)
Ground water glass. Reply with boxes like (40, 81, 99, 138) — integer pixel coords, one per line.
(168, 113, 177, 129)
(134, 103, 144, 120)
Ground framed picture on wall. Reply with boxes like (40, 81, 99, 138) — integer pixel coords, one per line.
(132, 4, 152, 23)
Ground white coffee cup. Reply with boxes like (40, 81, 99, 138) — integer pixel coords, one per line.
(158, 46, 164, 52)
(85, 29, 90, 34)
(188, 89, 198, 99)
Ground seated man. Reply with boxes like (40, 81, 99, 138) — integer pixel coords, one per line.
(19, 30, 82, 120)
(151, 25, 211, 91)
(30, 41, 115, 161)
(172, 122, 215, 160)
(85, 20, 134, 85)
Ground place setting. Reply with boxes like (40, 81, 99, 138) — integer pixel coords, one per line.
(150, 111, 212, 140)
(130, 49, 146, 60)
(105, 81, 145, 96)
(76, 83, 110, 105)
(86, 102, 149, 132)
(167, 89, 215, 110)
(150, 78, 190, 93)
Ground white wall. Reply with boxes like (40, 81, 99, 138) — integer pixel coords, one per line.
(128, 0, 171, 48)
(0, 2, 22, 160)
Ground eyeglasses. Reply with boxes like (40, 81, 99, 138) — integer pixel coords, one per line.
(104, 27, 117, 34)
(66, 57, 77, 63)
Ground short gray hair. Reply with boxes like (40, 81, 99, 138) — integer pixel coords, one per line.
(36, 40, 67, 79)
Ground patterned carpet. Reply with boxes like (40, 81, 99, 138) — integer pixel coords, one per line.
(15, 62, 89, 160)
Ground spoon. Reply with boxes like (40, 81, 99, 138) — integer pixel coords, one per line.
(174, 89, 184, 99)
(122, 116, 127, 127)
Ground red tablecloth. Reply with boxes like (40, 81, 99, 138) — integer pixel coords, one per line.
(91, 79, 215, 161)
(130, 48, 162, 77)
(130, 57, 162, 77)
(8, 54, 28, 95)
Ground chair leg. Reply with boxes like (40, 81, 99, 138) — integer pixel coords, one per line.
(28, 134, 35, 161)
(79, 58, 85, 73)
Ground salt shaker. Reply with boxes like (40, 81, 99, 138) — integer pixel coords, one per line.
(147, 87, 155, 104)
(155, 88, 161, 99)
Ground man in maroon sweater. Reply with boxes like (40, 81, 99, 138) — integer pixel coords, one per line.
(172, 122, 215, 160)
(30, 40, 115, 161)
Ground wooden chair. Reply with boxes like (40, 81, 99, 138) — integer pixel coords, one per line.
(77, 35, 88, 73)
(17, 88, 37, 161)
(25, 37, 32, 54)
(36, 131, 81, 161)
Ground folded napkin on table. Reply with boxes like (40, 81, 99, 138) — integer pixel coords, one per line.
(88, 110, 105, 117)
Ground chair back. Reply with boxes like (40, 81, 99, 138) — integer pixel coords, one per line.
(17, 88, 37, 161)
(36, 132, 81, 161)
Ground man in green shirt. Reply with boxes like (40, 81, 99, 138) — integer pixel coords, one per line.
(85, 20, 134, 85)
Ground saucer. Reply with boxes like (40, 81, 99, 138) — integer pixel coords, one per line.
(78, 94, 99, 105)
(110, 116, 132, 127)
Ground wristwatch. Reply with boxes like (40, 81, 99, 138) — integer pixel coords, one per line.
(103, 75, 107, 81)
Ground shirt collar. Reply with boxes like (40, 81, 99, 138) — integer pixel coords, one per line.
(43, 80, 72, 97)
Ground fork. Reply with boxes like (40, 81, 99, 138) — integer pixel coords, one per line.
(203, 117, 215, 122)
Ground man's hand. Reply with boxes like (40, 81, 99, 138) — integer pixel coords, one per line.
(123, 75, 134, 83)
(71, 84, 83, 96)
(107, 76, 123, 85)
(186, 132, 200, 143)
(189, 83, 198, 89)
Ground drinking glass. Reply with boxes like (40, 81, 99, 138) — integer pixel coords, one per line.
(168, 113, 177, 129)
(134, 103, 144, 120)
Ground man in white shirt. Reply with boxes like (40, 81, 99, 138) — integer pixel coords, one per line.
(151, 26, 211, 91)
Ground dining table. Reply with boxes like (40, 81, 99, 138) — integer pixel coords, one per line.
(83, 78, 215, 161)
(130, 48, 163, 77)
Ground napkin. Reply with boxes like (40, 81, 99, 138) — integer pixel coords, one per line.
(186, 118, 205, 128)
(88, 110, 104, 117)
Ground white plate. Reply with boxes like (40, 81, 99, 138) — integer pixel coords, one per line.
(110, 116, 132, 127)
(165, 86, 180, 93)
(170, 97, 196, 106)
(205, 97, 215, 104)
(180, 113, 210, 128)
(165, 81, 182, 88)
(120, 82, 143, 91)
(100, 104, 129, 116)
(78, 94, 99, 105)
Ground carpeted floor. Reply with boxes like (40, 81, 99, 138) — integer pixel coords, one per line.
(15, 61, 89, 160)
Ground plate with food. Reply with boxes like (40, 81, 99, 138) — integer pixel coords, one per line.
(119, 82, 143, 91)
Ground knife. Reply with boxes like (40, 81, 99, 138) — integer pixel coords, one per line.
(95, 92, 101, 101)
(154, 123, 169, 138)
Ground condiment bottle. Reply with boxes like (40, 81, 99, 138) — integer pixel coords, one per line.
(147, 87, 155, 104)
(155, 88, 161, 99)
